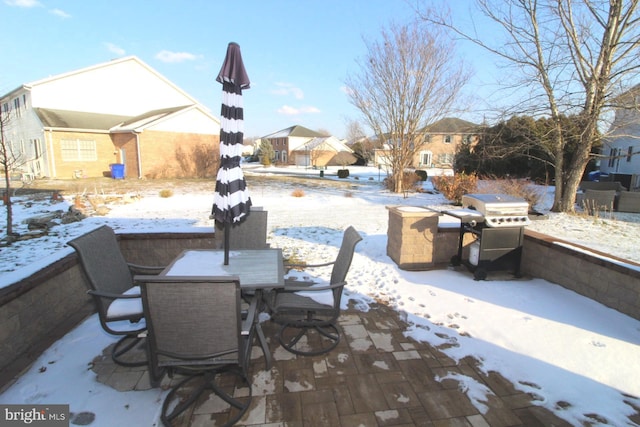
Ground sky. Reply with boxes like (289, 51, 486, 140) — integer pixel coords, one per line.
(0, 0, 498, 139)
(1, 166, 639, 426)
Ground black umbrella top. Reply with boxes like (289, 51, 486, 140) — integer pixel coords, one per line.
(216, 42, 250, 89)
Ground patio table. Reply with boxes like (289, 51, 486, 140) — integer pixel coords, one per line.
(162, 249, 284, 368)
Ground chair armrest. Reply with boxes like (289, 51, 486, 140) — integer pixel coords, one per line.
(128, 263, 165, 275)
(277, 281, 345, 293)
(285, 261, 335, 269)
(87, 289, 140, 299)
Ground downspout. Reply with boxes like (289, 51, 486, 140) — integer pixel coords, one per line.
(135, 131, 142, 179)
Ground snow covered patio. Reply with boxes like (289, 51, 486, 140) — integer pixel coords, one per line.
(24, 290, 579, 427)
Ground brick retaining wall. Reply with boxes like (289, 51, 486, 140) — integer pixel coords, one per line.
(521, 229, 640, 320)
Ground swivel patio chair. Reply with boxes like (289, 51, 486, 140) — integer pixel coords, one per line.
(269, 226, 363, 356)
(215, 208, 269, 250)
(136, 275, 253, 427)
(68, 225, 165, 367)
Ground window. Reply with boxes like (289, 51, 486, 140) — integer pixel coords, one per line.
(444, 135, 452, 144)
(628, 146, 633, 162)
(462, 135, 472, 145)
(419, 151, 432, 166)
(13, 97, 21, 117)
(608, 148, 616, 168)
(61, 139, 97, 161)
(437, 153, 454, 165)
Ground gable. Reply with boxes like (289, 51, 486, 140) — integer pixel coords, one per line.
(28, 56, 198, 117)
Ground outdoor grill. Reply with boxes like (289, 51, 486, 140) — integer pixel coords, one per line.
(444, 194, 530, 280)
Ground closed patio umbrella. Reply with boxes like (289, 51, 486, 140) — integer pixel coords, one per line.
(211, 42, 251, 265)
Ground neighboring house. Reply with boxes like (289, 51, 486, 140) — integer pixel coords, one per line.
(260, 125, 325, 165)
(0, 56, 220, 179)
(600, 85, 640, 190)
(374, 117, 479, 169)
(290, 136, 356, 168)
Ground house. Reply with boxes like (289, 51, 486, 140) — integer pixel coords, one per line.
(290, 136, 356, 168)
(600, 85, 640, 190)
(0, 56, 220, 179)
(374, 117, 479, 169)
(260, 125, 325, 165)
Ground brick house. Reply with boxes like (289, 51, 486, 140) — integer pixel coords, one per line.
(290, 136, 356, 168)
(260, 125, 325, 165)
(374, 117, 479, 169)
(0, 56, 220, 179)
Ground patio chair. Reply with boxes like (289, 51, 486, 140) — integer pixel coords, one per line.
(136, 275, 252, 427)
(215, 208, 269, 250)
(269, 226, 362, 356)
(68, 225, 165, 367)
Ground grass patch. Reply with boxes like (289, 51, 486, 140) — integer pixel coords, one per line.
(291, 188, 305, 197)
(159, 189, 174, 198)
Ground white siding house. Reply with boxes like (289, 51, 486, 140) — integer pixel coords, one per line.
(601, 86, 640, 190)
(1, 56, 220, 179)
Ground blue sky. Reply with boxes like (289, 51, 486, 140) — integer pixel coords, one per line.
(1, 0, 496, 138)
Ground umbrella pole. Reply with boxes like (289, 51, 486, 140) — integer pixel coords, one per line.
(224, 223, 230, 265)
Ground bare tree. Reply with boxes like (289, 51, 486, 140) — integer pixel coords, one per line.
(345, 22, 470, 193)
(420, 0, 640, 212)
(0, 106, 21, 237)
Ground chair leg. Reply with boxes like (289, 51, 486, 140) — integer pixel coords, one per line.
(162, 370, 252, 427)
(112, 335, 147, 367)
(277, 320, 340, 356)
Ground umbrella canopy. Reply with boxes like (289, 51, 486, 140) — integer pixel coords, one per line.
(211, 42, 251, 264)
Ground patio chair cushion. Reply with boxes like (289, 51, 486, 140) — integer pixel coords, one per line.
(106, 286, 143, 318)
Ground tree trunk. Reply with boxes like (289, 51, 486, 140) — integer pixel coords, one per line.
(3, 169, 12, 236)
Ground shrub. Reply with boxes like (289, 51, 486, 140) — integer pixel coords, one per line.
(291, 188, 305, 197)
(415, 170, 428, 181)
(432, 173, 478, 205)
(337, 169, 350, 179)
(479, 177, 543, 210)
(384, 171, 420, 193)
(159, 189, 174, 198)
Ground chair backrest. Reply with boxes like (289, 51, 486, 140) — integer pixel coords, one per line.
(216, 208, 268, 250)
(68, 225, 134, 313)
(329, 226, 363, 305)
(140, 276, 242, 370)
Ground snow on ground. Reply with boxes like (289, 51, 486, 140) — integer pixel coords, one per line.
(1, 166, 639, 426)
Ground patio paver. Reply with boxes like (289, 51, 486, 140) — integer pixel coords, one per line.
(92, 301, 578, 426)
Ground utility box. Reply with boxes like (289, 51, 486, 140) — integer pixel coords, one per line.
(386, 206, 439, 270)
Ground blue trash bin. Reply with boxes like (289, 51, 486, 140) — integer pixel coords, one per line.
(110, 163, 125, 179)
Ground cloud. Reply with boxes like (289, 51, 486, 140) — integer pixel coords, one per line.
(5, 0, 42, 7)
(155, 50, 200, 63)
(50, 8, 70, 18)
(271, 82, 304, 100)
(277, 105, 321, 115)
(104, 43, 126, 56)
